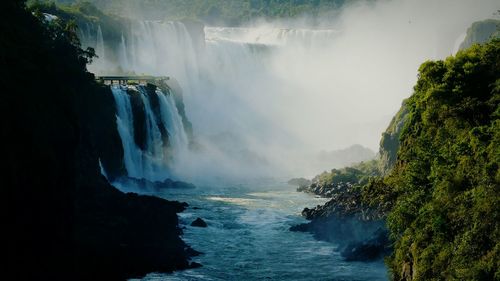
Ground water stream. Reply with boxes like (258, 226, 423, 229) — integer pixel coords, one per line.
(131, 183, 388, 281)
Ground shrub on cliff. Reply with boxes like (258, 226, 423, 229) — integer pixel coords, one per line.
(381, 39, 500, 280)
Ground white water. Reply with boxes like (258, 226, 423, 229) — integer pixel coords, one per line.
(93, 25, 106, 72)
(86, 0, 498, 181)
(204, 26, 338, 47)
(90, 21, 345, 181)
(119, 33, 130, 71)
(110, 85, 188, 181)
(157, 92, 189, 157)
(130, 183, 388, 281)
(111, 85, 143, 178)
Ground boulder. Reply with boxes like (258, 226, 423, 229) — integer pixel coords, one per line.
(340, 228, 390, 261)
(189, 262, 203, 269)
(191, 217, 207, 227)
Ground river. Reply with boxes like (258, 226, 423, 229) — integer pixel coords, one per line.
(129, 181, 388, 281)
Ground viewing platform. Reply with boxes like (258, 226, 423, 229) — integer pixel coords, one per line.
(96, 75, 169, 85)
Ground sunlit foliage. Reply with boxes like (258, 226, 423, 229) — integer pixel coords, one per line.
(375, 40, 500, 280)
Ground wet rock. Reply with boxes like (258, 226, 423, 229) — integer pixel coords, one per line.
(289, 223, 310, 232)
(341, 228, 391, 261)
(191, 217, 207, 227)
(114, 177, 196, 191)
(185, 246, 203, 257)
(189, 262, 203, 269)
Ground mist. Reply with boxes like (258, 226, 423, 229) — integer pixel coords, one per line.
(87, 0, 498, 183)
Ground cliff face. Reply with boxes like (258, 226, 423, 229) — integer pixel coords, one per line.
(459, 19, 500, 50)
(378, 103, 408, 175)
(298, 39, 500, 279)
(292, 23, 500, 274)
(79, 84, 126, 179)
(2, 2, 195, 279)
(290, 159, 389, 262)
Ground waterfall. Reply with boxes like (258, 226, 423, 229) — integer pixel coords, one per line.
(119, 33, 130, 71)
(77, 22, 94, 53)
(88, 21, 348, 181)
(136, 85, 166, 181)
(96, 25, 105, 60)
(156, 89, 189, 153)
(81, 6, 498, 181)
(111, 85, 144, 178)
(123, 21, 199, 81)
(86, 22, 93, 46)
(204, 26, 338, 48)
(91, 25, 106, 74)
(111, 84, 188, 181)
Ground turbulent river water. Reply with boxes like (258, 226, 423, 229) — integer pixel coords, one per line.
(128, 182, 387, 281)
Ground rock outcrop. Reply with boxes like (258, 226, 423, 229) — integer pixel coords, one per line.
(291, 153, 389, 262)
(191, 218, 208, 227)
(291, 179, 389, 262)
(3, 4, 197, 279)
(459, 19, 500, 50)
(114, 176, 196, 191)
(378, 103, 408, 175)
(340, 228, 391, 261)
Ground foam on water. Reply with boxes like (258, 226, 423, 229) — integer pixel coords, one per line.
(133, 183, 388, 281)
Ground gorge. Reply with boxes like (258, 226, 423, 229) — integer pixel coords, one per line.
(3, 0, 500, 280)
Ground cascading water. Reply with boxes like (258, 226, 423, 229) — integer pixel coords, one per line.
(119, 33, 130, 71)
(93, 25, 106, 73)
(82, 7, 495, 181)
(204, 26, 338, 47)
(157, 91, 189, 154)
(87, 21, 346, 181)
(137, 85, 166, 180)
(110, 84, 188, 182)
(96, 25, 105, 59)
(111, 85, 144, 178)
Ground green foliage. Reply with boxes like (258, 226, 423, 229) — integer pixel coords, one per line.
(314, 159, 381, 187)
(459, 19, 500, 51)
(29, 1, 129, 44)
(36, 0, 356, 25)
(377, 40, 500, 280)
(379, 102, 408, 175)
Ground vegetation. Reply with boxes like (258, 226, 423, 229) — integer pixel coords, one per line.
(29, 0, 128, 43)
(378, 102, 408, 175)
(34, 0, 359, 25)
(3, 1, 193, 279)
(303, 39, 499, 280)
(313, 159, 380, 188)
(364, 40, 500, 280)
(460, 19, 500, 50)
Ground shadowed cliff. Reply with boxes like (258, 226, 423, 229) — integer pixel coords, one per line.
(1, 1, 196, 279)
